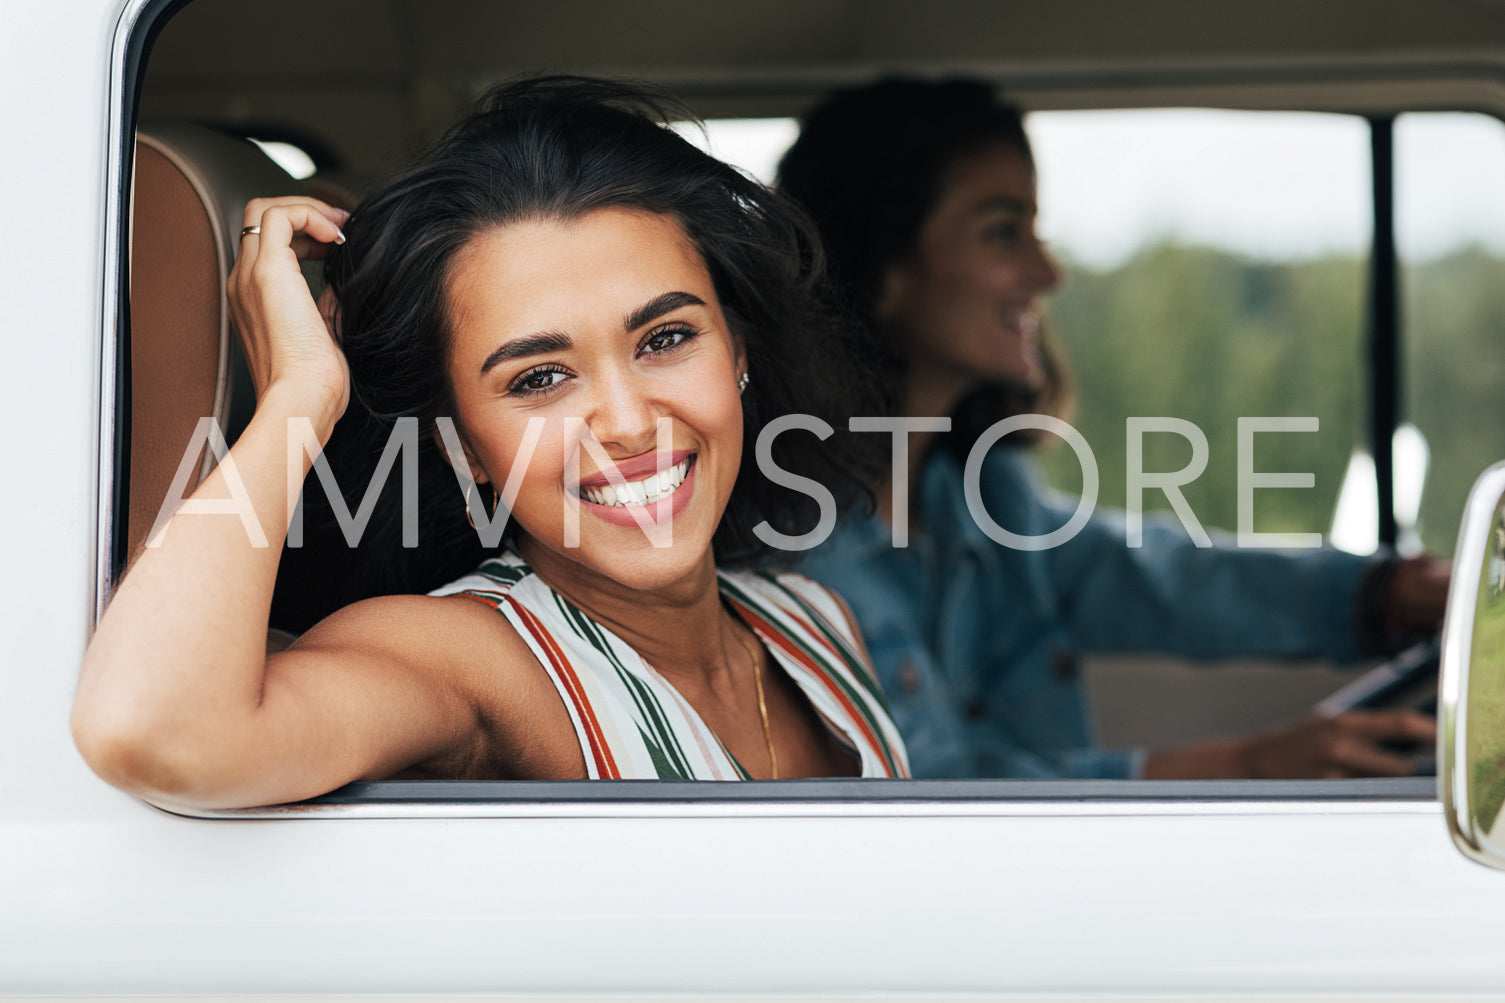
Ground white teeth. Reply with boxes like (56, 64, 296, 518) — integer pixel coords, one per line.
(581, 457, 691, 507)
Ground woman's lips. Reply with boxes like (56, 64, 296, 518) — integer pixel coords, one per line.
(1000, 308, 1039, 334)
(574, 447, 695, 489)
(576, 454, 697, 529)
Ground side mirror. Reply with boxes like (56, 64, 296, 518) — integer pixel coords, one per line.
(1440, 460, 1505, 869)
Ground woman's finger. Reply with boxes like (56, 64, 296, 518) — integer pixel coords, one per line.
(1328, 738, 1421, 777)
(251, 203, 346, 262)
(1317, 711, 1434, 777)
(288, 233, 338, 261)
(1341, 710, 1437, 743)
(242, 195, 349, 231)
(228, 197, 353, 408)
(233, 199, 347, 290)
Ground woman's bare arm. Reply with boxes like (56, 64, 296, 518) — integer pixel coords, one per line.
(71, 198, 496, 808)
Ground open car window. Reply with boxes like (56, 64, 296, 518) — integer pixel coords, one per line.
(103, 0, 1493, 812)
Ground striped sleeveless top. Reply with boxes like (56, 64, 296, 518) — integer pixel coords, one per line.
(431, 553, 909, 780)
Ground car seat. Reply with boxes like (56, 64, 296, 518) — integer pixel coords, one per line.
(127, 123, 297, 563)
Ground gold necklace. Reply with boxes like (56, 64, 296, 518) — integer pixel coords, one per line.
(730, 618, 778, 780)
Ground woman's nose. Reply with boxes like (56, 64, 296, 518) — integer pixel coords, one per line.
(587, 370, 660, 454)
(1032, 238, 1063, 293)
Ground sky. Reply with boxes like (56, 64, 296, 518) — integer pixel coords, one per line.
(678, 109, 1505, 270)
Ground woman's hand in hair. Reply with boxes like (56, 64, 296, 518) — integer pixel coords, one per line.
(229, 196, 352, 440)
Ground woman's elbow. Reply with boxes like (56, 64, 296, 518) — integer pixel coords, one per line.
(70, 698, 242, 806)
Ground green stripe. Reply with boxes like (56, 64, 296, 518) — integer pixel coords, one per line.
(475, 557, 528, 586)
(458, 588, 507, 605)
(635, 724, 690, 780)
(722, 748, 752, 781)
(454, 556, 529, 606)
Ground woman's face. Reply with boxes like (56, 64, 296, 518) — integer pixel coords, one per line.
(879, 142, 1062, 409)
(443, 208, 745, 595)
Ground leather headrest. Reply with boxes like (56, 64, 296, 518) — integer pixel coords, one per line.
(127, 124, 295, 560)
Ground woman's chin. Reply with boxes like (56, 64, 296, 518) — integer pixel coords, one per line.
(522, 502, 721, 597)
(982, 347, 1045, 393)
(577, 533, 719, 595)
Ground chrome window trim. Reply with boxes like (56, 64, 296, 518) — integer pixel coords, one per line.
(94, 0, 135, 624)
(96, 0, 175, 626)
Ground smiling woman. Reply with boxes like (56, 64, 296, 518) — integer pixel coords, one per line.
(71, 76, 905, 806)
(440, 212, 743, 581)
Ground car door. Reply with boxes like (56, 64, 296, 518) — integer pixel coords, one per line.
(5, 0, 1505, 997)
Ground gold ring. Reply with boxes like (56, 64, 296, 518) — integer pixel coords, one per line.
(240, 226, 261, 238)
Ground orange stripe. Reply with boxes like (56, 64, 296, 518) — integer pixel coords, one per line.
(732, 600, 893, 776)
(514, 604, 620, 779)
(458, 592, 502, 611)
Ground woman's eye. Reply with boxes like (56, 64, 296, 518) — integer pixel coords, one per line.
(508, 367, 570, 396)
(985, 224, 1022, 245)
(640, 326, 695, 355)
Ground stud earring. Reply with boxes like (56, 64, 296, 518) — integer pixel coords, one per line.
(737, 371, 751, 393)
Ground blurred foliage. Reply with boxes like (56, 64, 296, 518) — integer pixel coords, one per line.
(1406, 246, 1505, 557)
(1034, 242, 1505, 555)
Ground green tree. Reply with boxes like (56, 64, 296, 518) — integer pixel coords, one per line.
(1037, 243, 1364, 539)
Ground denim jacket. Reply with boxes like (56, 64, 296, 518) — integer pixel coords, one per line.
(800, 446, 1377, 779)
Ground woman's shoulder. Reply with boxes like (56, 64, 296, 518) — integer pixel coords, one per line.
(291, 552, 546, 689)
(291, 585, 580, 777)
(292, 586, 531, 674)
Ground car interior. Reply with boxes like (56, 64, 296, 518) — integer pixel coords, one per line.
(112, 0, 1505, 801)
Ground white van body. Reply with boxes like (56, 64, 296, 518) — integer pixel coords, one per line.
(4, 0, 1505, 997)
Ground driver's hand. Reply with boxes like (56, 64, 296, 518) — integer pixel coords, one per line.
(1385, 556, 1452, 632)
(1239, 709, 1436, 779)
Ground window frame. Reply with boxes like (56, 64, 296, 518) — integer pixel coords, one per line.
(101, 0, 1500, 814)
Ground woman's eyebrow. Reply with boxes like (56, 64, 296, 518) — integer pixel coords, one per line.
(477, 292, 705, 375)
(480, 331, 573, 375)
(975, 195, 1034, 216)
(624, 291, 705, 332)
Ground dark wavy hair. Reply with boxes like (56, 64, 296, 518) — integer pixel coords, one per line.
(777, 76, 1072, 456)
(272, 76, 880, 631)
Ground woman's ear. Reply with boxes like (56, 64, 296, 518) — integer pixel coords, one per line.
(316, 286, 341, 343)
(732, 333, 748, 385)
(876, 262, 910, 323)
(431, 424, 490, 486)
